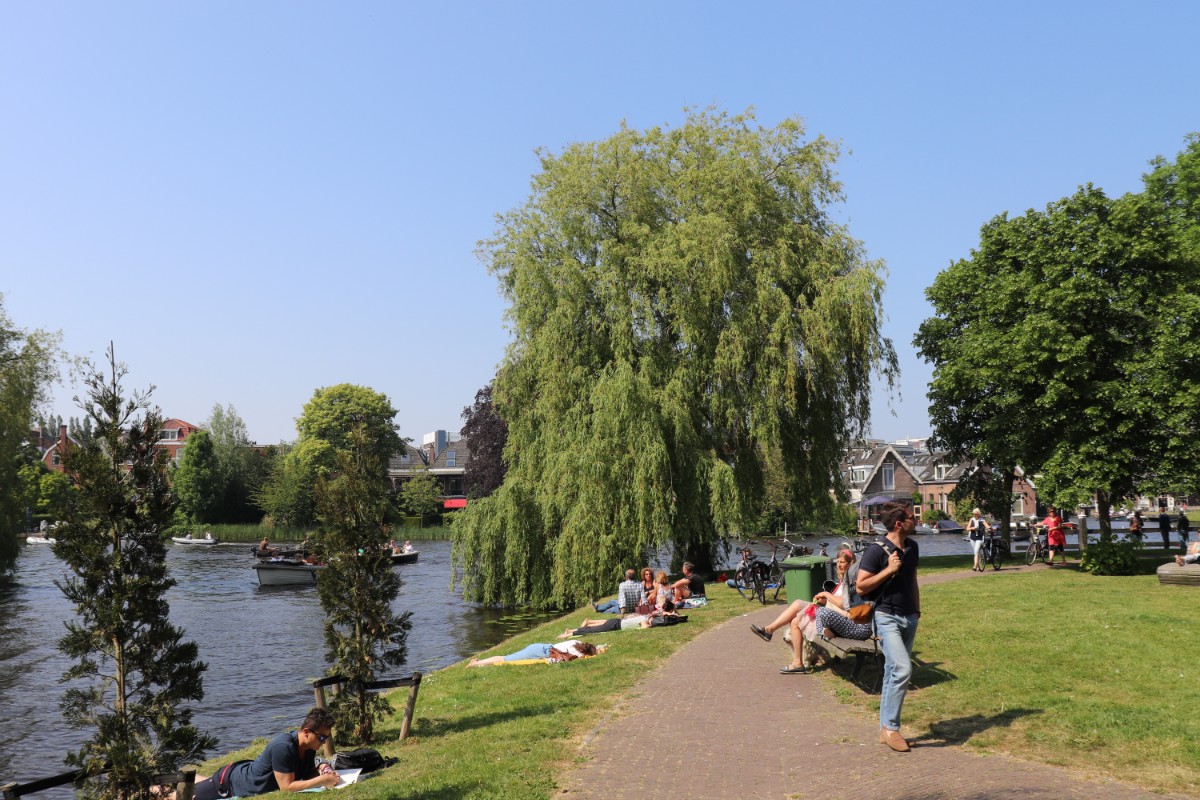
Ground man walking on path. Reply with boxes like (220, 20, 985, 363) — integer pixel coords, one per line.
(1158, 508, 1172, 551)
(856, 499, 920, 753)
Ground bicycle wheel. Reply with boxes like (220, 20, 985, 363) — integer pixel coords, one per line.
(768, 562, 785, 601)
(990, 540, 1004, 570)
(734, 567, 756, 601)
(1025, 541, 1040, 566)
(748, 569, 766, 604)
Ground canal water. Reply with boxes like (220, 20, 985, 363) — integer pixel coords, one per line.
(0, 538, 556, 791)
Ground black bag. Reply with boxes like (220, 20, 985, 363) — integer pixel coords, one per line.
(331, 747, 397, 773)
(649, 614, 688, 626)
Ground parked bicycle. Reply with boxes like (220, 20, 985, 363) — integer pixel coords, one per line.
(735, 536, 818, 603)
(980, 533, 1007, 570)
(1026, 527, 1050, 565)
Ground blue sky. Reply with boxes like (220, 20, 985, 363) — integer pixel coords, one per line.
(3, 2, 1197, 445)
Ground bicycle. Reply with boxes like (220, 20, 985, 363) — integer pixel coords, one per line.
(1025, 527, 1050, 565)
(980, 532, 1007, 570)
(735, 537, 815, 603)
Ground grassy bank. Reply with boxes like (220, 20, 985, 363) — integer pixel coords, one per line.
(831, 567, 1200, 795)
(191, 588, 755, 799)
(189, 566, 1198, 798)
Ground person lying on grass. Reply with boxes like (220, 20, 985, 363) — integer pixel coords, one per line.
(468, 640, 603, 666)
(558, 610, 687, 638)
(186, 707, 340, 800)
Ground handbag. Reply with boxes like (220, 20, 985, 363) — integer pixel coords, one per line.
(847, 602, 875, 624)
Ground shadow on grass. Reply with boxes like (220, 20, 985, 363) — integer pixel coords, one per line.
(397, 781, 481, 799)
(413, 703, 560, 737)
(910, 707, 1042, 748)
(825, 654, 956, 693)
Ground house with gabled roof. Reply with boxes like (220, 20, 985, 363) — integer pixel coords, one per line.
(387, 431, 469, 507)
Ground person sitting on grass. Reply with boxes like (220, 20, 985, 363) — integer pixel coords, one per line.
(671, 561, 706, 603)
(189, 708, 340, 799)
(593, 568, 645, 614)
(654, 570, 675, 611)
(468, 640, 602, 666)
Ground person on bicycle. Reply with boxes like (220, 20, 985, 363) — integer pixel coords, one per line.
(967, 508, 992, 572)
(1040, 507, 1066, 567)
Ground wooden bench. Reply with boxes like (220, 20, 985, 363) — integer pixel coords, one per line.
(808, 635, 884, 693)
(1157, 562, 1200, 586)
(311, 673, 422, 757)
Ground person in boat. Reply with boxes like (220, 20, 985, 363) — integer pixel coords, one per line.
(190, 707, 340, 799)
(203, 530, 213, 540)
(468, 640, 601, 666)
(402, 540, 415, 553)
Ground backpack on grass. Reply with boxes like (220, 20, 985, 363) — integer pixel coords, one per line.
(330, 747, 398, 773)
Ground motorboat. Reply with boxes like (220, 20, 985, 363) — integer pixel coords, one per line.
(913, 523, 937, 535)
(933, 519, 965, 535)
(390, 550, 419, 565)
(26, 535, 56, 544)
(253, 559, 323, 586)
(172, 534, 220, 545)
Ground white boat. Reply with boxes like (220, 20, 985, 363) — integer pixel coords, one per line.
(253, 560, 323, 586)
(172, 535, 220, 545)
(390, 550, 419, 565)
(26, 535, 56, 544)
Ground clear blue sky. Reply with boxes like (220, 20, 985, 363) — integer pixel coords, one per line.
(3, 2, 1197, 445)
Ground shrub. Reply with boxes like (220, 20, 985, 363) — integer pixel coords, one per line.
(1081, 538, 1142, 576)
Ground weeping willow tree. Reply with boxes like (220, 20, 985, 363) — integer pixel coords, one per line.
(453, 108, 896, 609)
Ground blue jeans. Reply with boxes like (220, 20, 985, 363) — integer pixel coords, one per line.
(505, 643, 553, 661)
(875, 611, 919, 731)
(594, 599, 621, 614)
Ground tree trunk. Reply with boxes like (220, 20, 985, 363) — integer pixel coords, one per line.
(1095, 490, 1112, 543)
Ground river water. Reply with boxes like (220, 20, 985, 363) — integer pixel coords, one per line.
(0, 538, 556, 792)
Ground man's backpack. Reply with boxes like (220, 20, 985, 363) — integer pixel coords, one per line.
(330, 747, 397, 773)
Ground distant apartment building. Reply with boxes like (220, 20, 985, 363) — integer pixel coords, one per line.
(389, 429, 469, 507)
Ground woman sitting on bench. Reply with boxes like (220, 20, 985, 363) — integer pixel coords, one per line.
(751, 546, 868, 673)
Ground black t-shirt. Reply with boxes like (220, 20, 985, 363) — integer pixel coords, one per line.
(686, 573, 705, 596)
(858, 538, 919, 616)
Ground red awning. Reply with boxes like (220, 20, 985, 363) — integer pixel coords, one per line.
(443, 498, 467, 509)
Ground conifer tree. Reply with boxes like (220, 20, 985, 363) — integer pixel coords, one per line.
(54, 345, 215, 800)
(313, 423, 411, 743)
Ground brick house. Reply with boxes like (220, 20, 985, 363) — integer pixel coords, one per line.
(155, 418, 201, 464)
(387, 430, 469, 507)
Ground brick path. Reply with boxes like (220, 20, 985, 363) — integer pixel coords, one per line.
(559, 564, 1189, 800)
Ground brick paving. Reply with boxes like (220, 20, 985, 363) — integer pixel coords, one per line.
(558, 563, 1189, 800)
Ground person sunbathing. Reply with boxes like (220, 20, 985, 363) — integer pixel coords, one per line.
(468, 640, 601, 666)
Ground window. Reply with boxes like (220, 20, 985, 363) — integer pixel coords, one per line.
(158, 429, 178, 441)
(52, 452, 61, 466)
(445, 450, 456, 467)
(852, 467, 869, 483)
(935, 464, 948, 481)
(882, 463, 894, 491)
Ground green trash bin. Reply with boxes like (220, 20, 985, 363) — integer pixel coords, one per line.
(781, 556, 830, 603)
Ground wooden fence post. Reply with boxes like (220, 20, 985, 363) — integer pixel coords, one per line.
(174, 770, 196, 800)
(2, 782, 18, 800)
(400, 672, 422, 741)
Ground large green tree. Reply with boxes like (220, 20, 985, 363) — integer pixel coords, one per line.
(0, 295, 59, 567)
(205, 403, 270, 523)
(452, 109, 896, 609)
(917, 139, 1200, 541)
(173, 429, 224, 523)
(54, 346, 214, 800)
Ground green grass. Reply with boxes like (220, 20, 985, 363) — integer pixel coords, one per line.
(831, 568, 1200, 795)
(190, 567, 1200, 798)
(190, 589, 757, 799)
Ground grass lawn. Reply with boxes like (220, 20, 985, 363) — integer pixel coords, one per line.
(191, 566, 1199, 798)
(829, 566, 1200, 795)
(190, 588, 757, 799)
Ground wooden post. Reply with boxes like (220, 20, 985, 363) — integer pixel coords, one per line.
(399, 672, 422, 741)
(175, 770, 196, 800)
(2, 782, 18, 800)
(312, 678, 337, 758)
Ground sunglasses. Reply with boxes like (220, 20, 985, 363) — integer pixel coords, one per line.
(307, 729, 329, 744)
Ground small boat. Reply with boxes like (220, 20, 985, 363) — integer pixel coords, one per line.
(26, 535, 56, 544)
(172, 535, 220, 546)
(253, 560, 324, 586)
(390, 550, 419, 565)
(912, 524, 937, 535)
